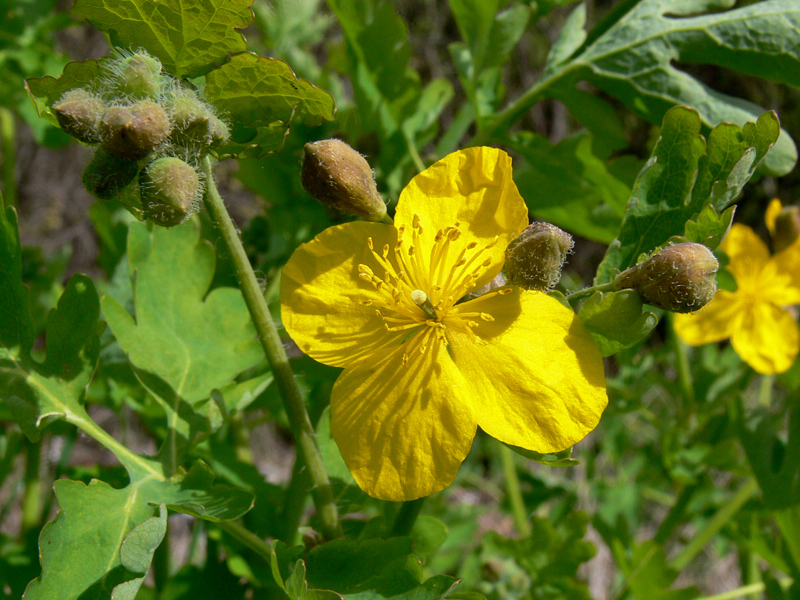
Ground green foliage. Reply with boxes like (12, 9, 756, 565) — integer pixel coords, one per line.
(102, 222, 264, 468)
(539, 0, 799, 176)
(205, 52, 337, 158)
(578, 290, 658, 356)
(596, 107, 779, 283)
(7, 0, 800, 598)
(71, 0, 253, 78)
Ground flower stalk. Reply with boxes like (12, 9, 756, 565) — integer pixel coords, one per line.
(201, 156, 341, 540)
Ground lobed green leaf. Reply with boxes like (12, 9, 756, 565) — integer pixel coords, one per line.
(205, 52, 336, 158)
(595, 107, 778, 283)
(578, 290, 658, 357)
(551, 0, 799, 176)
(71, 0, 253, 78)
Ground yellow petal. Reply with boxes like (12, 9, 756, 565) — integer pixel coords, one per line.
(673, 291, 741, 346)
(770, 239, 800, 296)
(765, 198, 783, 235)
(393, 147, 528, 293)
(281, 221, 407, 368)
(721, 224, 770, 289)
(331, 332, 476, 501)
(731, 302, 799, 374)
(757, 259, 800, 306)
(447, 289, 607, 453)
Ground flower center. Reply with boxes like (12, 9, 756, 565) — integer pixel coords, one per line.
(356, 214, 508, 366)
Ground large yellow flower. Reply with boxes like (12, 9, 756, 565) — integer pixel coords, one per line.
(281, 147, 608, 501)
(674, 202, 800, 374)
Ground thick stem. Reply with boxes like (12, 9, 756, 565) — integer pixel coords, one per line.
(500, 444, 531, 537)
(669, 314, 695, 406)
(670, 478, 759, 572)
(0, 107, 17, 208)
(201, 156, 341, 540)
(390, 498, 426, 537)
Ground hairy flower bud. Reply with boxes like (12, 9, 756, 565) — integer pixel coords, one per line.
(167, 90, 230, 148)
(504, 222, 574, 290)
(82, 149, 139, 200)
(113, 52, 163, 99)
(301, 139, 386, 222)
(772, 206, 800, 253)
(139, 157, 201, 227)
(100, 100, 171, 160)
(52, 88, 105, 144)
(614, 242, 719, 313)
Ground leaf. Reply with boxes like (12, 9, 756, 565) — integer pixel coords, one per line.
(504, 443, 580, 468)
(409, 516, 448, 562)
(2, 274, 101, 443)
(102, 221, 264, 469)
(578, 290, 658, 357)
(622, 541, 697, 600)
(595, 107, 778, 283)
(741, 407, 800, 510)
(510, 131, 632, 244)
(0, 205, 34, 356)
(681, 204, 735, 250)
(204, 52, 336, 158)
(71, 0, 253, 78)
(22, 461, 253, 600)
(548, 0, 799, 176)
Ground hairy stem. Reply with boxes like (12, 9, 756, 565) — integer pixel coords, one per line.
(201, 156, 341, 540)
(565, 281, 618, 303)
(217, 519, 274, 563)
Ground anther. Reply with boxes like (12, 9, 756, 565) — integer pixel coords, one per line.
(358, 300, 373, 306)
(466, 241, 478, 250)
(383, 244, 390, 258)
(480, 313, 494, 322)
(367, 237, 374, 250)
(499, 288, 512, 295)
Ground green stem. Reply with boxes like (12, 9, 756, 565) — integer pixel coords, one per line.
(403, 129, 426, 174)
(653, 482, 700, 545)
(691, 579, 793, 600)
(758, 375, 773, 407)
(21, 438, 42, 534)
(152, 518, 170, 590)
(669, 314, 695, 405)
(390, 498, 426, 537)
(0, 107, 17, 208)
(670, 478, 759, 572)
(774, 508, 800, 572)
(217, 519, 274, 563)
(277, 457, 310, 544)
(500, 444, 531, 537)
(202, 156, 341, 540)
(565, 281, 617, 303)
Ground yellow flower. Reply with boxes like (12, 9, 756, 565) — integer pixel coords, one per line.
(674, 200, 800, 374)
(281, 147, 608, 501)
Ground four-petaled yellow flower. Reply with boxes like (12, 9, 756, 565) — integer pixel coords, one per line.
(675, 200, 800, 374)
(281, 147, 608, 501)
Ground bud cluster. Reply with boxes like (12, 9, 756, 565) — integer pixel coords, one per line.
(614, 242, 719, 313)
(51, 49, 231, 227)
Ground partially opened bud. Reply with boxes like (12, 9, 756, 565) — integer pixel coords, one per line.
(139, 157, 201, 227)
(772, 206, 800, 253)
(614, 242, 718, 313)
(82, 149, 139, 200)
(113, 52, 163, 99)
(301, 139, 386, 222)
(100, 100, 171, 160)
(504, 222, 574, 290)
(52, 88, 105, 144)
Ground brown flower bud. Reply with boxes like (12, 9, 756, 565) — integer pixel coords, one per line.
(504, 222, 574, 290)
(100, 100, 171, 160)
(52, 88, 105, 144)
(139, 157, 201, 227)
(614, 242, 719, 313)
(772, 206, 800, 253)
(82, 149, 140, 200)
(301, 139, 386, 222)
